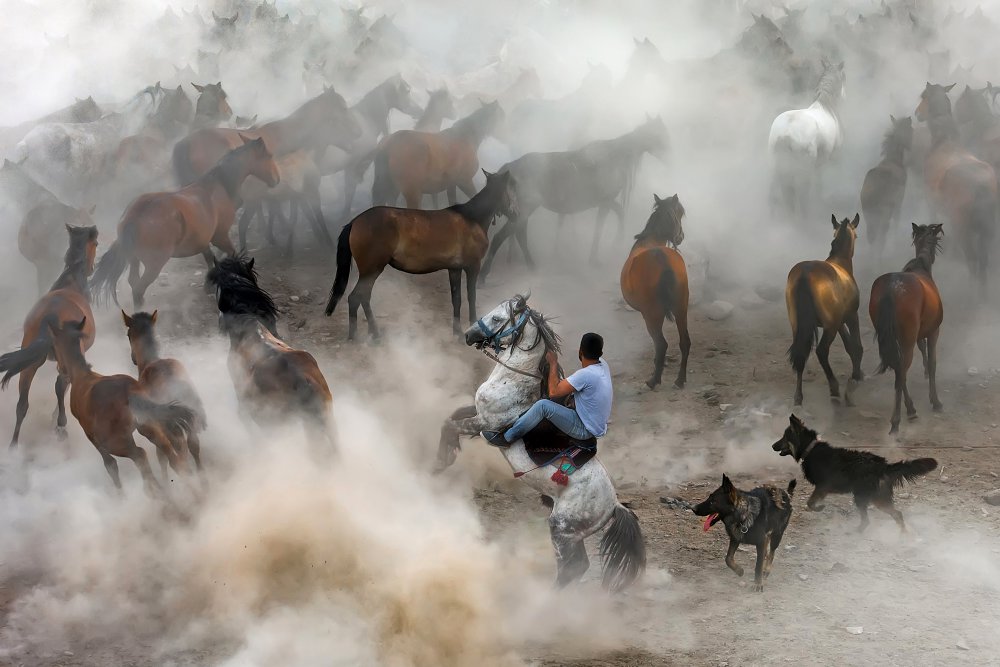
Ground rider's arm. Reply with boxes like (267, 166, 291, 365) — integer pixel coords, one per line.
(545, 350, 576, 398)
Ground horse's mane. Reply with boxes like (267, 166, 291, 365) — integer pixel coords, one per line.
(510, 295, 561, 354)
(635, 196, 685, 246)
(828, 221, 855, 259)
(815, 63, 843, 108)
(449, 173, 508, 225)
(201, 143, 253, 200)
(903, 228, 943, 274)
(51, 225, 97, 293)
(208, 254, 280, 336)
(447, 103, 499, 141)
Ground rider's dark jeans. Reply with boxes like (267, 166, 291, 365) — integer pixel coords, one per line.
(504, 399, 592, 442)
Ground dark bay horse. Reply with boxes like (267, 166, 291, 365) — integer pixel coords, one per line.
(208, 255, 336, 451)
(191, 82, 233, 128)
(786, 214, 864, 406)
(122, 310, 207, 472)
(92, 136, 280, 308)
(172, 86, 360, 185)
(0, 225, 98, 446)
(861, 115, 913, 259)
(481, 115, 669, 278)
(955, 84, 1000, 170)
(370, 101, 505, 210)
(620, 194, 691, 389)
(869, 224, 944, 433)
(19, 201, 96, 295)
(326, 169, 518, 340)
(916, 82, 996, 291)
(47, 317, 195, 494)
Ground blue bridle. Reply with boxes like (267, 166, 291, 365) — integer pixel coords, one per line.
(475, 309, 530, 354)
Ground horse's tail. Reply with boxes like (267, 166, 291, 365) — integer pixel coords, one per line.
(90, 219, 138, 306)
(0, 333, 52, 389)
(654, 250, 677, 323)
(599, 502, 647, 593)
(370, 149, 394, 206)
(787, 273, 818, 373)
(171, 136, 197, 186)
(325, 222, 354, 316)
(872, 284, 902, 374)
(128, 394, 196, 438)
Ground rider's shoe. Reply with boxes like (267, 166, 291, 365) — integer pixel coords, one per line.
(481, 430, 509, 447)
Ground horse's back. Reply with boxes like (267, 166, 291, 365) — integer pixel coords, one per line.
(22, 289, 94, 348)
(787, 260, 858, 327)
(870, 271, 940, 339)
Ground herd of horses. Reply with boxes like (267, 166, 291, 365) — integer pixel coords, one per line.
(0, 0, 997, 591)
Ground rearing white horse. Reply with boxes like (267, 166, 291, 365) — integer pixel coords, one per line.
(437, 294, 646, 592)
(768, 59, 845, 219)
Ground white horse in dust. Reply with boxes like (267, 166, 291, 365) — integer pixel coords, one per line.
(436, 294, 646, 592)
(768, 59, 845, 219)
(12, 84, 166, 204)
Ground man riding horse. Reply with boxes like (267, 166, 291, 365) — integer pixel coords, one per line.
(482, 332, 612, 446)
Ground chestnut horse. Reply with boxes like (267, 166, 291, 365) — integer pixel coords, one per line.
(91, 135, 280, 308)
(122, 310, 207, 472)
(869, 224, 944, 434)
(916, 82, 996, 291)
(208, 255, 336, 452)
(171, 86, 361, 185)
(0, 224, 98, 446)
(47, 317, 195, 494)
(370, 101, 505, 209)
(786, 214, 864, 406)
(326, 169, 518, 340)
(19, 201, 96, 295)
(620, 194, 690, 389)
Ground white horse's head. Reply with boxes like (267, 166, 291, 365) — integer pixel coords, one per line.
(464, 293, 535, 352)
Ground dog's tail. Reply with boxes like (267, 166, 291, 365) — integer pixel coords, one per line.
(128, 393, 196, 438)
(599, 502, 647, 593)
(787, 273, 818, 373)
(873, 285, 902, 374)
(884, 457, 938, 488)
(786, 479, 797, 495)
(324, 221, 354, 316)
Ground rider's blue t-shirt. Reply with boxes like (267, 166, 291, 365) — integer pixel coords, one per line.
(567, 359, 613, 437)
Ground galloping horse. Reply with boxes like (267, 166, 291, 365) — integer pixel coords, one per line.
(786, 214, 864, 406)
(0, 225, 98, 446)
(769, 59, 845, 219)
(370, 101, 505, 210)
(620, 194, 691, 389)
(92, 136, 280, 308)
(19, 201, 96, 295)
(481, 115, 669, 278)
(916, 82, 997, 290)
(46, 317, 195, 494)
(172, 86, 360, 185)
(325, 169, 518, 340)
(869, 224, 944, 434)
(436, 295, 646, 592)
(208, 255, 336, 451)
(861, 115, 913, 259)
(122, 310, 207, 472)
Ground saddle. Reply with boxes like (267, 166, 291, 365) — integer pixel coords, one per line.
(521, 418, 597, 469)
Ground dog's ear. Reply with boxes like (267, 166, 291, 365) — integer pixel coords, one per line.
(789, 413, 803, 430)
(722, 474, 738, 503)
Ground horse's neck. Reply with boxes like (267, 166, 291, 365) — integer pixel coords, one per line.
(415, 107, 444, 132)
(826, 249, 854, 273)
(50, 262, 89, 295)
(882, 138, 906, 165)
(446, 121, 488, 148)
(133, 338, 160, 372)
(62, 349, 95, 386)
(354, 89, 391, 133)
(628, 237, 663, 257)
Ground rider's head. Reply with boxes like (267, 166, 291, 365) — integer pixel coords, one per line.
(579, 332, 604, 363)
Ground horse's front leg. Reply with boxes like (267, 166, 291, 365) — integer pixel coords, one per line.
(435, 405, 484, 473)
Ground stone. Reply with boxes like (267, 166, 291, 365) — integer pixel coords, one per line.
(968, 367, 980, 376)
(704, 300, 734, 321)
(984, 489, 1000, 506)
(844, 626, 863, 635)
(290, 295, 300, 302)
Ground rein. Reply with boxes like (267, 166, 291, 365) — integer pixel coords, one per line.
(475, 309, 543, 379)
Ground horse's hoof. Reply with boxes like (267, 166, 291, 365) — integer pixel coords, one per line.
(645, 378, 658, 390)
(55, 427, 68, 442)
(673, 379, 685, 389)
(889, 426, 899, 435)
(907, 412, 918, 421)
(932, 402, 943, 413)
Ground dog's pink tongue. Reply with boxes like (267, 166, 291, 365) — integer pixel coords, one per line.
(703, 513, 718, 532)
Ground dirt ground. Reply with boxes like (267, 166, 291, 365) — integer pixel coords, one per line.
(2, 216, 1000, 667)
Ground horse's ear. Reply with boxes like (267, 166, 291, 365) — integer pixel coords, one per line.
(944, 83, 956, 92)
(247, 257, 255, 271)
(911, 222, 920, 234)
(830, 214, 839, 229)
(481, 168, 492, 178)
(65, 223, 73, 234)
(151, 310, 158, 324)
(933, 223, 944, 233)
(192, 82, 205, 93)
(75, 317, 87, 332)
(851, 213, 860, 229)
(238, 132, 252, 144)
(121, 310, 132, 327)
(653, 193, 662, 204)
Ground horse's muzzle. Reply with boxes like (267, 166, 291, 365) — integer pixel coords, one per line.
(465, 331, 485, 347)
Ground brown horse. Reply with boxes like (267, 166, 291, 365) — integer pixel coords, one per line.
(122, 310, 207, 472)
(91, 135, 280, 308)
(861, 115, 913, 259)
(172, 86, 361, 185)
(191, 82, 233, 129)
(46, 317, 195, 494)
(786, 214, 864, 406)
(869, 224, 945, 434)
(370, 101, 505, 208)
(0, 224, 98, 446)
(19, 201, 96, 295)
(620, 194, 690, 389)
(916, 82, 997, 291)
(326, 169, 518, 340)
(955, 84, 1000, 173)
(208, 255, 336, 451)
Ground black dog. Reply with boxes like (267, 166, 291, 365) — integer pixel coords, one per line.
(693, 474, 796, 592)
(772, 414, 937, 532)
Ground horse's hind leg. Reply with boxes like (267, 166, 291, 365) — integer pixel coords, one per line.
(10, 361, 42, 448)
(97, 447, 123, 492)
(125, 436, 163, 497)
(550, 515, 590, 587)
(480, 218, 517, 282)
(927, 330, 943, 411)
(815, 328, 841, 401)
(843, 311, 865, 382)
(348, 270, 384, 340)
(917, 338, 929, 378)
(131, 256, 168, 309)
(448, 269, 462, 335)
(642, 312, 667, 390)
(889, 365, 904, 434)
(237, 202, 259, 252)
(54, 373, 68, 440)
(675, 309, 692, 389)
(465, 264, 480, 324)
(589, 206, 611, 264)
(609, 200, 626, 245)
(513, 218, 535, 269)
